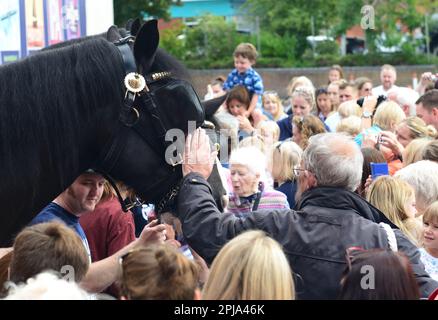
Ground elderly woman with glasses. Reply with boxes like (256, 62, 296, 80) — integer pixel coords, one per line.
(226, 146, 289, 216)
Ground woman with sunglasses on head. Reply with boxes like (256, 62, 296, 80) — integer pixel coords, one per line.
(354, 77, 373, 98)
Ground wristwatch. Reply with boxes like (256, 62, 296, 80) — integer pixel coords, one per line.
(361, 110, 373, 119)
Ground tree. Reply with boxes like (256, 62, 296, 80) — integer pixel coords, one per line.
(113, 0, 181, 26)
(242, 0, 339, 58)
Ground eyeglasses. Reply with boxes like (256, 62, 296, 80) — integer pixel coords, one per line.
(293, 168, 306, 176)
(264, 90, 279, 97)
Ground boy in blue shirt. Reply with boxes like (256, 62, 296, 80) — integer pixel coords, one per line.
(223, 43, 264, 119)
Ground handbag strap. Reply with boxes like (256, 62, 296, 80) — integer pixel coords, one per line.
(252, 191, 262, 211)
(252, 182, 264, 211)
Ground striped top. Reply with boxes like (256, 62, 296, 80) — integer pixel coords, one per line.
(227, 189, 290, 216)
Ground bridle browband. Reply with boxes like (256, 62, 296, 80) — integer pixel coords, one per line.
(94, 34, 181, 213)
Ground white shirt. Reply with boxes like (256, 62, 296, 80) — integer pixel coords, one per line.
(325, 112, 341, 133)
(372, 84, 399, 97)
(419, 248, 438, 281)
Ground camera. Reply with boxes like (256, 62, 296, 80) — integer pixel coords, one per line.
(357, 95, 387, 108)
(377, 134, 384, 144)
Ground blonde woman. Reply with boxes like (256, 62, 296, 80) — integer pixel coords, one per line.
(326, 100, 361, 132)
(377, 117, 437, 161)
(271, 140, 303, 208)
(367, 176, 422, 246)
(202, 230, 295, 300)
(290, 86, 316, 117)
(402, 138, 433, 167)
(262, 91, 287, 121)
(256, 120, 280, 148)
(287, 76, 314, 98)
(354, 100, 406, 147)
(336, 116, 362, 137)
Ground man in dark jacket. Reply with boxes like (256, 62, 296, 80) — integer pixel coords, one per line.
(176, 129, 438, 299)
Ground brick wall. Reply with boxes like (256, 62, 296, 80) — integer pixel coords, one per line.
(189, 65, 437, 99)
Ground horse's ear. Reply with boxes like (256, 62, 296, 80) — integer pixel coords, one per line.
(202, 94, 228, 118)
(130, 18, 142, 36)
(134, 19, 159, 71)
(125, 18, 141, 36)
(107, 25, 121, 42)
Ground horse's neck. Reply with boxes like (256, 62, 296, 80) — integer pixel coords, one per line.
(0, 96, 119, 247)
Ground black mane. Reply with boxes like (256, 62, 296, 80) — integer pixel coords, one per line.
(0, 38, 125, 199)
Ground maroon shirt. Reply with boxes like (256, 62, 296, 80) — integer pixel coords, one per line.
(80, 197, 135, 297)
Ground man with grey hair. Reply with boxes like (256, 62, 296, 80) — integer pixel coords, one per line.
(388, 87, 419, 117)
(395, 160, 438, 214)
(174, 128, 438, 299)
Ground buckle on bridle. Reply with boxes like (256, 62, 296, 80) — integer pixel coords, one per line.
(124, 72, 148, 94)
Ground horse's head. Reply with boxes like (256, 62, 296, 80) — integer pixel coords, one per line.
(95, 20, 227, 213)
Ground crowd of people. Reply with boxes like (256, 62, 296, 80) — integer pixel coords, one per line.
(1, 41, 438, 300)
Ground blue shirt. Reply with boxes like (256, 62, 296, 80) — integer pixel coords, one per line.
(277, 114, 293, 141)
(223, 68, 264, 95)
(275, 180, 298, 209)
(354, 125, 382, 146)
(30, 202, 91, 262)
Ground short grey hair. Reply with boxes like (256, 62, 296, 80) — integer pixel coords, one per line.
(389, 87, 419, 116)
(229, 146, 267, 178)
(303, 133, 363, 191)
(395, 160, 438, 211)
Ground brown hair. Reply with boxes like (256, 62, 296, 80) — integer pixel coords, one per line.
(423, 140, 438, 162)
(416, 89, 438, 112)
(330, 65, 344, 79)
(10, 222, 89, 284)
(0, 251, 13, 297)
(120, 244, 199, 300)
(292, 114, 326, 149)
(234, 43, 258, 62)
(339, 249, 420, 300)
(354, 77, 372, 91)
(338, 80, 357, 92)
(226, 85, 250, 111)
(100, 180, 135, 203)
(357, 148, 386, 197)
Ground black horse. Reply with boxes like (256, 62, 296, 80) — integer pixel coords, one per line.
(0, 19, 225, 246)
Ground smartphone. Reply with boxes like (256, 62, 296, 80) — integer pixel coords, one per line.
(370, 162, 389, 180)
